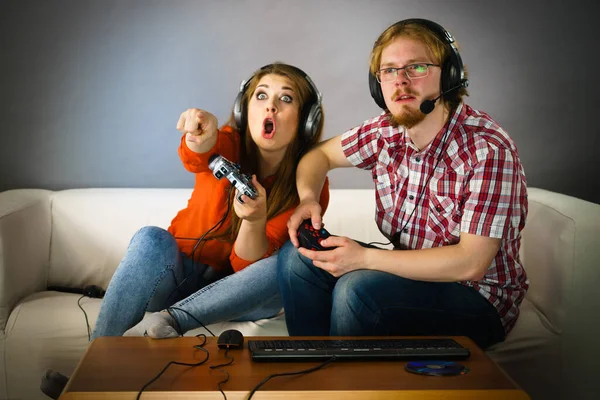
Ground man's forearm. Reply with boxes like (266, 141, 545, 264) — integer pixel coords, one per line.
(296, 147, 331, 202)
(297, 135, 353, 203)
(363, 242, 492, 283)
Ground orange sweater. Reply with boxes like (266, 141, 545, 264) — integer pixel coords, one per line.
(168, 126, 330, 273)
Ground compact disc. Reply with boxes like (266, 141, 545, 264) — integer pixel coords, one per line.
(405, 360, 469, 376)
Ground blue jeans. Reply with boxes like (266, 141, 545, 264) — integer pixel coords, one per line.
(277, 241, 505, 349)
(92, 226, 282, 339)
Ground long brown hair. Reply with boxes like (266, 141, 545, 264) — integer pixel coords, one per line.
(218, 63, 325, 242)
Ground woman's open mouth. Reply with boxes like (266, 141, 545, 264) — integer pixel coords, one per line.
(263, 117, 276, 139)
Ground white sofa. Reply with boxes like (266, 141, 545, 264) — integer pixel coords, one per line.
(1, 187, 599, 400)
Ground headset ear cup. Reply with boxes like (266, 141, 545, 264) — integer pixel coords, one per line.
(303, 104, 316, 139)
(233, 90, 245, 132)
(441, 58, 452, 94)
(234, 64, 322, 147)
(369, 19, 465, 108)
(441, 57, 460, 99)
(369, 72, 387, 110)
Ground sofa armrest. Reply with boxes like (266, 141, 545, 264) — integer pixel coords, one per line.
(525, 188, 600, 398)
(0, 189, 52, 332)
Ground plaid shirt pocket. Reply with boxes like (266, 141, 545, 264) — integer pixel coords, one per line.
(427, 194, 459, 240)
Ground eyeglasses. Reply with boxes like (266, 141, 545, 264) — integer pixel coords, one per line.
(375, 63, 440, 83)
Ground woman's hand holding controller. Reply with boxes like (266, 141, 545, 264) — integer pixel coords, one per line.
(233, 175, 267, 223)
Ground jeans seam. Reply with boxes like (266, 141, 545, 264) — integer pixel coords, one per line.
(348, 288, 380, 334)
(380, 304, 497, 318)
(175, 271, 231, 307)
(143, 263, 177, 311)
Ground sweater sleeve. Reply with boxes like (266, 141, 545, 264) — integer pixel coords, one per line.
(229, 178, 331, 272)
(178, 125, 239, 173)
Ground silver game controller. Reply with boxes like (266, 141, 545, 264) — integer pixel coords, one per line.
(208, 154, 258, 203)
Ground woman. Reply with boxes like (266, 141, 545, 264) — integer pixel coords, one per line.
(41, 62, 329, 398)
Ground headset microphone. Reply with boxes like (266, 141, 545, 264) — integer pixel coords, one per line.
(419, 80, 468, 115)
(419, 94, 442, 115)
(419, 79, 469, 114)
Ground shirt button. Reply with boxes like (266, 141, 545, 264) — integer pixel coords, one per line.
(415, 157, 421, 162)
(408, 195, 414, 200)
(436, 206, 442, 212)
(403, 228, 408, 233)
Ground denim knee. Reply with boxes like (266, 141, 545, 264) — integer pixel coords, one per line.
(132, 226, 174, 245)
(277, 240, 303, 278)
(333, 273, 366, 310)
(120, 226, 180, 275)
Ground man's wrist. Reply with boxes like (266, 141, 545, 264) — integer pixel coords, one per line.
(363, 247, 386, 271)
(298, 192, 319, 204)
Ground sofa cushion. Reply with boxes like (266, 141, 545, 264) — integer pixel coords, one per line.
(47, 188, 391, 290)
(487, 298, 561, 399)
(48, 189, 191, 289)
(520, 193, 576, 335)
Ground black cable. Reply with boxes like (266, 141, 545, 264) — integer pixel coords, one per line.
(167, 306, 216, 337)
(209, 348, 234, 369)
(367, 240, 393, 247)
(77, 295, 92, 341)
(168, 185, 234, 304)
(209, 348, 234, 400)
(396, 128, 452, 240)
(369, 128, 453, 249)
(333, 132, 452, 250)
(247, 356, 337, 399)
(135, 335, 210, 400)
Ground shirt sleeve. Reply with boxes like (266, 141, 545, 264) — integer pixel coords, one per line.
(178, 125, 239, 173)
(460, 145, 528, 240)
(229, 178, 331, 272)
(341, 114, 387, 170)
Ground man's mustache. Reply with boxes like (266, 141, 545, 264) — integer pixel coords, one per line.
(391, 89, 419, 101)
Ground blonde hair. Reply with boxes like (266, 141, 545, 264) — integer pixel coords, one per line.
(370, 21, 468, 110)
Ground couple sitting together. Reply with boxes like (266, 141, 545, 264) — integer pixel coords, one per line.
(41, 18, 528, 399)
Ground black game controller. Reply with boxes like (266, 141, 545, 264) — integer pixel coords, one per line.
(208, 154, 259, 203)
(297, 219, 335, 251)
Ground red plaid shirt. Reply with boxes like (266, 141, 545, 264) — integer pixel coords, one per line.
(341, 103, 528, 334)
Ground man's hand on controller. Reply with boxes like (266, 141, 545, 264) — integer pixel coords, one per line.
(298, 236, 369, 278)
(287, 200, 323, 247)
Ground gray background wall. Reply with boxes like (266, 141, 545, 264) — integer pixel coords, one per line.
(1, 0, 598, 203)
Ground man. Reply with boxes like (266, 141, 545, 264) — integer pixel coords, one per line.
(278, 19, 528, 349)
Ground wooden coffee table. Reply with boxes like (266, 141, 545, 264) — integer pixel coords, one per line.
(59, 336, 529, 399)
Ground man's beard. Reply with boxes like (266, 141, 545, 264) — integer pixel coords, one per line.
(389, 88, 426, 129)
(389, 105, 425, 129)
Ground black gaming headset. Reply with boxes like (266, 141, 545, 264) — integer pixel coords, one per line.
(369, 18, 468, 110)
(233, 64, 323, 142)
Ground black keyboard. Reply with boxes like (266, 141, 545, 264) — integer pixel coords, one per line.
(248, 338, 470, 362)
